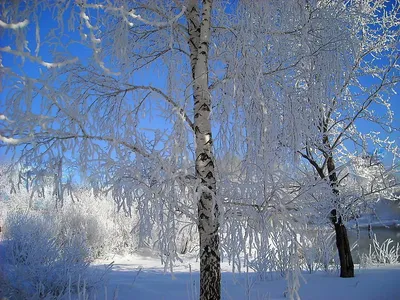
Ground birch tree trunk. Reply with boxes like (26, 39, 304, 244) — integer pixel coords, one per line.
(187, 0, 221, 299)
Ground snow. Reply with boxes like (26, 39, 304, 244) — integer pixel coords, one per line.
(92, 253, 400, 300)
(0, 19, 29, 29)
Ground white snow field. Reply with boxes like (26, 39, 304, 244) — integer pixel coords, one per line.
(92, 253, 400, 300)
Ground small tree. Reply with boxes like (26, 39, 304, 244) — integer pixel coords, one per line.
(295, 0, 399, 277)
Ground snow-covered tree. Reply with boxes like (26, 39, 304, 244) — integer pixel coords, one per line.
(214, 0, 399, 279)
(1, 1, 226, 298)
(294, 0, 400, 277)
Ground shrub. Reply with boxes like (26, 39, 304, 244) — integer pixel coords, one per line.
(58, 207, 107, 259)
(361, 234, 400, 267)
(0, 212, 92, 299)
(298, 228, 337, 273)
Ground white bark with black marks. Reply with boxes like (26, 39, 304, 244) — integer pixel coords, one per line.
(187, 0, 221, 299)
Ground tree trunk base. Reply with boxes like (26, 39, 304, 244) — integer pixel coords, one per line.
(334, 222, 354, 278)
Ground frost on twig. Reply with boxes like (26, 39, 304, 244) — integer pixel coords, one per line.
(0, 19, 29, 29)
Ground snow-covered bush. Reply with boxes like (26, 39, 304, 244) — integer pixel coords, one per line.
(0, 171, 141, 257)
(247, 220, 293, 279)
(270, 229, 292, 277)
(58, 207, 107, 259)
(299, 234, 319, 274)
(0, 212, 93, 299)
(316, 230, 338, 272)
(66, 189, 147, 256)
(111, 212, 137, 252)
(248, 247, 276, 281)
(361, 235, 400, 267)
(298, 228, 337, 273)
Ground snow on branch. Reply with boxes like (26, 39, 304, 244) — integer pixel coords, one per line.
(0, 135, 31, 145)
(80, 3, 187, 28)
(0, 46, 78, 68)
(0, 19, 29, 29)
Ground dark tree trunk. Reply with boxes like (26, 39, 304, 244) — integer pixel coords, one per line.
(303, 141, 356, 278)
(325, 141, 355, 278)
(331, 210, 354, 278)
(304, 120, 355, 278)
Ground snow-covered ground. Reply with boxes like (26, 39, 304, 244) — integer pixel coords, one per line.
(92, 253, 400, 300)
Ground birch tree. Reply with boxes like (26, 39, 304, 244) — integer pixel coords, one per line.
(1, 1, 222, 298)
(187, 1, 221, 297)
